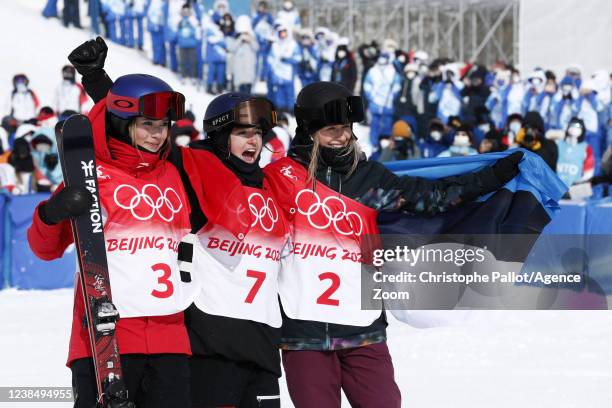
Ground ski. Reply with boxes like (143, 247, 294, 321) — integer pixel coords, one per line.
(57, 114, 134, 408)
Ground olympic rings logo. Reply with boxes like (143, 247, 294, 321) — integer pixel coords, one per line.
(295, 189, 363, 236)
(248, 192, 279, 232)
(114, 184, 183, 222)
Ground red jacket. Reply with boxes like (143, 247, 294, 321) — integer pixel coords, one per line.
(27, 99, 192, 366)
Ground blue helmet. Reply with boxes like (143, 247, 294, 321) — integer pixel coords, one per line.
(203, 92, 277, 137)
(106, 74, 184, 120)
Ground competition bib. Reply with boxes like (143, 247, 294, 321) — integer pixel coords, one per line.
(97, 164, 196, 318)
(190, 186, 288, 328)
(268, 159, 383, 326)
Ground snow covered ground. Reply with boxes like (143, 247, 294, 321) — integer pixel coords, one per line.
(2, 289, 612, 407)
(1, 1, 612, 407)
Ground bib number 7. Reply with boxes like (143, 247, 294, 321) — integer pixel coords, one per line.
(245, 269, 267, 303)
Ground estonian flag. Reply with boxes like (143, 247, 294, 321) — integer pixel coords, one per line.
(375, 149, 576, 325)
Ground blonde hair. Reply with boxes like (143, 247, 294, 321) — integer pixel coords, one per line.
(307, 130, 361, 182)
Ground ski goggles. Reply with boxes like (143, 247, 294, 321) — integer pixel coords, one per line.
(294, 95, 365, 126)
(107, 91, 186, 120)
(203, 98, 277, 133)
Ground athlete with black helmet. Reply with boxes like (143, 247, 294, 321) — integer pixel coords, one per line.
(264, 81, 523, 407)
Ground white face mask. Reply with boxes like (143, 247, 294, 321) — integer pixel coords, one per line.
(478, 123, 491, 134)
(379, 139, 391, 149)
(406, 71, 416, 80)
(397, 55, 406, 64)
(509, 121, 522, 134)
(567, 126, 582, 139)
(174, 135, 191, 147)
(16, 82, 27, 93)
(35, 144, 51, 153)
(562, 85, 573, 96)
(377, 56, 389, 65)
(454, 134, 470, 147)
(430, 130, 442, 141)
(337, 50, 346, 59)
(512, 75, 521, 84)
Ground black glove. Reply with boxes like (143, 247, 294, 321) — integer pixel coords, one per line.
(68, 36, 108, 77)
(39, 186, 93, 225)
(492, 151, 523, 186)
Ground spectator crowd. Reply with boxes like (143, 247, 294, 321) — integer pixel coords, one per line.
(21, 0, 612, 199)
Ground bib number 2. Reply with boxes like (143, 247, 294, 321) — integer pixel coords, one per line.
(317, 272, 340, 306)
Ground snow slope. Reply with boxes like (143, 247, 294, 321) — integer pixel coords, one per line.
(1, 1, 612, 407)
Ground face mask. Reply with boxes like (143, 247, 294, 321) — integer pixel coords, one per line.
(377, 56, 389, 65)
(379, 139, 391, 149)
(478, 123, 491, 134)
(509, 121, 521, 134)
(406, 71, 416, 80)
(337, 50, 346, 59)
(430, 130, 442, 141)
(419, 65, 428, 75)
(16, 82, 27, 93)
(512, 75, 521, 84)
(283, 1, 292, 10)
(562, 85, 573, 96)
(496, 79, 506, 87)
(35, 143, 52, 153)
(175, 135, 191, 147)
(567, 126, 582, 138)
(454, 134, 470, 147)
(523, 128, 537, 144)
(44, 153, 59, 170)
(397, 55, 406, 64)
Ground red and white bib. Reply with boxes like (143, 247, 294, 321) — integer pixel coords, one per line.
(189, 185, 288, 328)
(266, 158, 382, 327)
(97, 161, 195, 318)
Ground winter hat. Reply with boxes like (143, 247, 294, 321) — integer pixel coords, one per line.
(523, 111, 545, 134)
(171, 119, 199, 141)
(31, 133, 54, 150)
(382, 38, 397, 53)
(235, 15, 253, 34)
(391, 120, 412, 139)
(412, 50, 428, 63)
(37, 106, 55, 123)
(447, 116, 463, 130)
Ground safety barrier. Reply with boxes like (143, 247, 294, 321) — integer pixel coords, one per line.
(1, 193, 611, 290)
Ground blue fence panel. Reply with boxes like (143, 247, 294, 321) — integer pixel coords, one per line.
(8, 193, 75, 290)
(542, 200, 588, 234)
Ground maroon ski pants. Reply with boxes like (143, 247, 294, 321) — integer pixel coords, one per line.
(282, 342, 401, 408)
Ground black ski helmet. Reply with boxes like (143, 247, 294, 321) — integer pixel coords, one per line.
(203, 92, 277, 152)
(293, 81, 364, 144)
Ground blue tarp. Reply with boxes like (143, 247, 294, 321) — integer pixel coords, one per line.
(7, 193, 75, 290)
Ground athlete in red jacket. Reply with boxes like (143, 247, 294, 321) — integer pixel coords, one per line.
(28, 74, 193, 408)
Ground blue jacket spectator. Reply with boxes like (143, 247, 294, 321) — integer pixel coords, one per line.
(266, 24, 300, 112)
(147, 0, 167, 66)
(363, 51, 402, 146)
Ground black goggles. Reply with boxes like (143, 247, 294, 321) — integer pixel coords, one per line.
(294, 96, 365, 126)
(203, 98, 277, 134)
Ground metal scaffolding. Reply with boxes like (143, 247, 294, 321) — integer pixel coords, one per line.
(268, 0, 519, 66)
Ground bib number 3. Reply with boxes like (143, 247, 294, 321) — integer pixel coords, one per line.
(151, 263, 174, 299)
